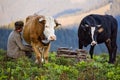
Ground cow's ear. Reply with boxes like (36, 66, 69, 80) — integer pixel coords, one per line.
(81, 25, 86, 31)
(26, 16, 32, 22)
(54, 23, 61, 29)
(54, 19, 61, 29)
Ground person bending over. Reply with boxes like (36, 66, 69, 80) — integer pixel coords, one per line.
(7, 21, 33, 59)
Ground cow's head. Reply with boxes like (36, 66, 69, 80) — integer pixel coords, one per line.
(82, 23, 104, 46)
(39, 16, 60, 43)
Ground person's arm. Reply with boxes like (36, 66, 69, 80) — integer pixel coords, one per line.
(14, 33, 32, 51)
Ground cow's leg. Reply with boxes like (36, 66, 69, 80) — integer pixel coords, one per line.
(111, 29, 118, 63)
(31, 42, 41, 64)
(105, 39, 113, 63)
(111, 39, 117, 63)
(111, 43, 117, 63)
(38, 47, 45, 63)
(89, 45, 95, 59)
(44, 44, 50, 63)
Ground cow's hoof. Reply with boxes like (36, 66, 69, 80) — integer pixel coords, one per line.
(108, 61, 114, 64)
(35, 59, 45, 64)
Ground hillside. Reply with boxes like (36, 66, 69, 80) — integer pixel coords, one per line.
(0, 0, 109, 26)
(4, 3, 111, 29)
(57, 3, 111, 27)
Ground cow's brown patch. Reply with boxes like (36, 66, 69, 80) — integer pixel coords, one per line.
(98, 27, 104, 33)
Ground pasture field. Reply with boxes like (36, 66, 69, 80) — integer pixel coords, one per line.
(0, 49, 120, 80)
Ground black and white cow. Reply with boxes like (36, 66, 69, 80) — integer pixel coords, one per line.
(78, 14, 118, 63)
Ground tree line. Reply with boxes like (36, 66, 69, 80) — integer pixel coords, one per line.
(0, 17, 120, 54)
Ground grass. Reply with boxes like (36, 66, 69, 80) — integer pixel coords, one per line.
(0, 49, 120, 80)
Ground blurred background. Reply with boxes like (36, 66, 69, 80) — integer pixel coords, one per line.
(0, 0, 120, 54)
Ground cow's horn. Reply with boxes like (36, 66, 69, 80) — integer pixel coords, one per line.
(39, 18, 44, 22)
(39, 16, 45, 22)
(85, 24, 89, 27)
(97, 25, 101, 27)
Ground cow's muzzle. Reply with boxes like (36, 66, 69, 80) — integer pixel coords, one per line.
(91, 41, 97, 46)
(42, 35, 56, 44)
(49, 35, 56, 41)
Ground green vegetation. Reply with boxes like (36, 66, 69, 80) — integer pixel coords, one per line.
(0, 49, 120, 80)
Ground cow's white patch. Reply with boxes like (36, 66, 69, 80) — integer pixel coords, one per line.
(91, 27, 95, 41)
(44, 16, 56, 41)
(91, 27, 97, 46)
(41, 58, 44, 62)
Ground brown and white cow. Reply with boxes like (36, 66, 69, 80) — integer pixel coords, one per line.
(23, 14, 60, 64)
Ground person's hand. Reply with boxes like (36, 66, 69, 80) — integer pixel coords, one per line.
(31, 48, 34, 52)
